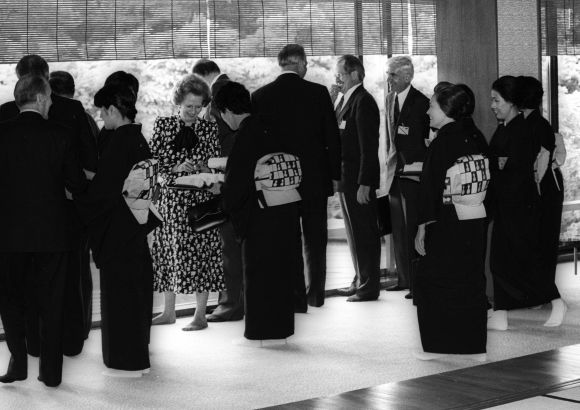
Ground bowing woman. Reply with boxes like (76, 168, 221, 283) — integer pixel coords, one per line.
(216, 81, 302, 346)
(486, 76, 546, 330)
(76, 83, 160, 377)
(413, 84, 489, 361)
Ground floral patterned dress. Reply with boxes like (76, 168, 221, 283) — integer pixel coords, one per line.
(150, 115, 224, 293)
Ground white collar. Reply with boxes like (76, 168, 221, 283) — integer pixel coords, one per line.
(279, 70, 300, 77)
(20, 108, 43, 115)
(396, 84, 411, 107)
(340, 83, 362, 108)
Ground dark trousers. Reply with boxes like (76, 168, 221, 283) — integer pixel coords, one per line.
(339, 187, 381, 298)
(213, 221, 244, 319)
(296, 195, 328, 308)
(25, 242, 91, 357)
(0, 252, 68, 386)
(389, 178, 420, 289)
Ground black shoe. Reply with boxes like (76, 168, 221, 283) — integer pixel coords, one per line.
(37, 374, 60, 387)
(206, 313, 244, 322)
(0, 356, 27, 384)
(347, 294, 379, 302)
(294, 305, 308, 313)
(386, 285, 409, 291)
(336, 286, 356, 297)
(404, 292, 413, 299)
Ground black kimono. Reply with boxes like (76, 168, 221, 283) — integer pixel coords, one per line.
(526, 110, 562, 303)
(489, 114, 545, 310)
(415, 121, 487, 354)
(76, 123, 160, 370)
(222, 116, 301, 340)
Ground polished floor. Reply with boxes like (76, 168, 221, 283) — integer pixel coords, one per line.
(1, 258, 580, 409)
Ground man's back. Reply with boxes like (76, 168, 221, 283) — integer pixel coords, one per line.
(0, 112, 86, 252)
(252, 73, 341, 198)
(0, 94, 98, 171)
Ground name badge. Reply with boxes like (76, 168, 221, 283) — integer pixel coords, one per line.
(339, 120, 346, 130)
(397, 125, 409, 135)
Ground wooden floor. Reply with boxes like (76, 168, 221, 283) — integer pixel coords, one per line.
(267, 344, 580, 410)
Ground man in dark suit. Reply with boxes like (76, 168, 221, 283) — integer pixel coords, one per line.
(192, 59, 244, 322)
(384, 56, 430, 298)
(0, 55, 98, 357)
(333, 55, 381, 302)
(252, 44, 341, 310)
(0, 75, 88, 387)
(49, 69, 97, 342)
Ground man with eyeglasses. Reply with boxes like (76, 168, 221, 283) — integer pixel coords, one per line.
(384, 56, 430, 300)
(333, 55, 381, 302)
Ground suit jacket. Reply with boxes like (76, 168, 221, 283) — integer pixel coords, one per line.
(0, 111, 88, 252)
(209, 73, 236, 156)
(0, 93, 98, 172)
(385, 85, 430, 192)
(335, 85, 380, 189)
(75, 124, 160, 268)
(252, 73, 341, 198)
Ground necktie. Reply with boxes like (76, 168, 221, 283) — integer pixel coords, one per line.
(335, 95, 345, 119)
(394, 95, 400, 123)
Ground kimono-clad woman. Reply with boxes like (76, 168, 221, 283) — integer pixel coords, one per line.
(76, 83, 161, 377)
(515, 76, 566, 327)
(414, 84, 489, 361)
(487, 76, 549, 330)
(215, 81, 302, 346)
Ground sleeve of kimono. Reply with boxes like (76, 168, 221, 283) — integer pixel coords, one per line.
(75, 137, 128, 225)
(222, 126, 255, 216)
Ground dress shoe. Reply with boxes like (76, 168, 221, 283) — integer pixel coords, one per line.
(385, 285, 408, 291)
(0, 356, 27, 383)
(404, 292, 413, 299)
(336, 286, 356, 297)
(294, 305, 308, 314)
(206, 313, 243, 322)
(0, 372, 27, 383)
(347, 294, 378, 302)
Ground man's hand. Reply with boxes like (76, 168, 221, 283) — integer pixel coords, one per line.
(357, 185, 371, 205)
(415, 224, 426, 256)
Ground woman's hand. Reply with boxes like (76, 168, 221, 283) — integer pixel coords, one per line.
(172, 159, 196, 174)
(414, 224, 426, 256)
(207, 182, 222, 195)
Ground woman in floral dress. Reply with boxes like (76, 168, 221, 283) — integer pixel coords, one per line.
(150, 74, 224, 331)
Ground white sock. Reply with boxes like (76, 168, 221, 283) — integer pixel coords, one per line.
(102, 369, 144, 378)
(460, 353, 488, 362)
(261, 339, 288, 347)
(232, 338, 264, 348)
(487, 310, 508, 331)
(544, 298, 567, 327)
(413, 350, 448, 361)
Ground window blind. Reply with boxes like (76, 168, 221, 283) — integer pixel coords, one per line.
(541, 0, 580, 55)
(0, 0, 436, 64)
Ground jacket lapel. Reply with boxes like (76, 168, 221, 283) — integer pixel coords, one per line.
(337, 85, 364, 121)
(397, 86, 417, 126)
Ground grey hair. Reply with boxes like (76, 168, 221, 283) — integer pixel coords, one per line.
(277, 44, 307, 68)
(387, 56, 414, 79)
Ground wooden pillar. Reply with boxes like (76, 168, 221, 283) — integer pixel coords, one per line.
(436, 0, 499, 141)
